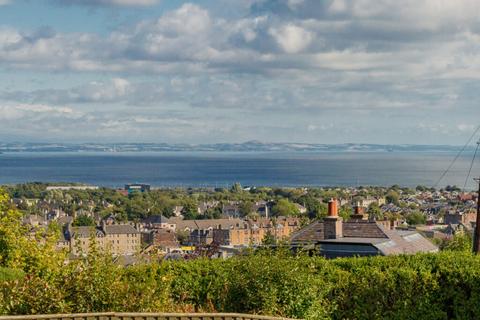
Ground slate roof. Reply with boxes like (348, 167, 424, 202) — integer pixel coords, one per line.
(375, 228, 438, 255)
(70, 224, 139, 238)
(175, 218, 245, 231)
(71, 226, 102, 238)
(291, 219, 438, 255)
(290, 221, 325, 243)
(104, 224, 140, 234)
(22, 214, 46, 225)
(57, 216, 74, 226)
(142, 215, 172, 224)
(343, 221, 388, 238)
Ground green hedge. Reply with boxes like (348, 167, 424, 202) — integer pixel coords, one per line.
(0, 267, 24, 282)
(2, 252, 480, 319)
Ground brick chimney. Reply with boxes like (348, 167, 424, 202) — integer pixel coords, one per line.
(324, 198, 343, 239)
(351, 202, 367, 220)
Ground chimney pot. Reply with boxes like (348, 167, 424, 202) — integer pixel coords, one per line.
(354, 205, 364, 215)
(328, 198, 338, 217)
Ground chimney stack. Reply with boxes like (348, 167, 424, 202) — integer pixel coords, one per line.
(324, 199, 343, 239)
(351, 202, 367, 220)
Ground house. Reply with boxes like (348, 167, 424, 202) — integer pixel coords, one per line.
(212, 217, 301, 247)
(444, 210, 477, 226)
(46, 208, 67, 221)
(172, 206, 184, 217)
(145, 228, 180, 253)
(65, 221, 141, 256)
(141, 215, 176, 231)
(294, 203, 307, 214)
(253, 200, 271, 217)
(444, 222, 473, 237)
(291, 199, 438, 258)
(357, 196, 386, 208)
(197, 201, 220, 215)
(222, 202, 241, 217)
(173, 216, 301, 247)
(22, 214, 47, 227)
(175, 218, 245, 245)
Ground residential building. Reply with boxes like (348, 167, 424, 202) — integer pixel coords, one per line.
(213, 217, 301, 246)
(444, 210, 477, 225)
(172, 206, 184, 217)
(140, 215, 176, 231)
(144, 228, 180, 253)
(65, 221, 141, 256)
(222, 202, 241, 217)
(291, 199, 438, 258)
(357, 196, 386, 207)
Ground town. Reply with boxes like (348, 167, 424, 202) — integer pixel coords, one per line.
(8, 182, 476, 262)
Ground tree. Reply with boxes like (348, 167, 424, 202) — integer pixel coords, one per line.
(176, 229, 190, 245)
(181, 200, 199, 220)
(386, 190, 400, 205)
(202, 207, 222, 219)
(271, 199, 300, 217)
(0, 189, 64, 273)
(299, 195, 326, 219)
(231, 182, 243, 193)
(239, 201, 254, 217)
(367, 203, 383, 220)
(72, 215, 96, 227)
(338, 205, 351, 221)
(416, 185, 428, 192)
(262, 230, 276, 246)
(406, 211, 426, 225)
(441, 233, 472, 252)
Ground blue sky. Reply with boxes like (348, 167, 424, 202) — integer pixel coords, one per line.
(0, 0, 479, 145)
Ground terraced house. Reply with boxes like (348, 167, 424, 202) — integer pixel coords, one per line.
(64, 221, 141, 256)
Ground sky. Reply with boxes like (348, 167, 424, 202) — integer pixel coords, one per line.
(0, 0, 480, 145)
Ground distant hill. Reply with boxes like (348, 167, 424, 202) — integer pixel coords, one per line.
(0, 142, 470, 153)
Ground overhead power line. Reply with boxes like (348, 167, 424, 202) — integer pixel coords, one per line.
(433, 125, 480, 189)
(463, 140, 480, 191)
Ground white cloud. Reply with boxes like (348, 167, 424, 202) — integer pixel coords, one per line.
(269, 24, 313, 53)
(0, 104, 81, 122)
(457, 124, 475, 132)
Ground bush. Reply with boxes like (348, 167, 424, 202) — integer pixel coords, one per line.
(0, 267, 24, 282)
(3, 251, 480, 319)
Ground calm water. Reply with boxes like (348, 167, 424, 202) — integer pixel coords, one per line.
(0, 152, 478, 189)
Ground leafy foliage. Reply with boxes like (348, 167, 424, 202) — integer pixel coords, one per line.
(271, 199, 300, 217)
(72, 215, 96, 226)
(406, 210, 426, 225)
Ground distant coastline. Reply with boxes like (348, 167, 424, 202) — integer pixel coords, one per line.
(0, 141, 472, 153)
(0, 150, 477, 189)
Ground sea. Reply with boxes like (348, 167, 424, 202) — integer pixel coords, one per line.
(0, 151, 479, 189)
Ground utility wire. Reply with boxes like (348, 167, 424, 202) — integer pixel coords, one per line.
(433, 125, 480, 189)
(463, 140, 480, 191)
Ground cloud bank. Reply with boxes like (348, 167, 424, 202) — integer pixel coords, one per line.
(1, 0, 479, 144)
